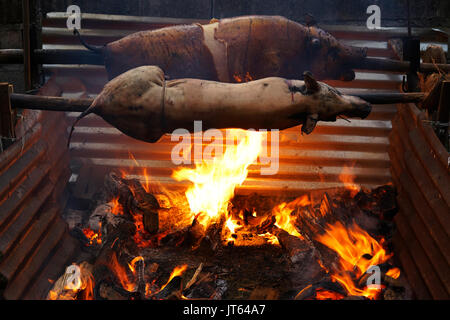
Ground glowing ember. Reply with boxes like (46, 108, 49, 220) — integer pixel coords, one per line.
(315, 289, 345, 300)
(82, 227, 102, 246)
(131, 209, 153, 248)
(172, 129, 263, 229)
(258, 232, 280, 245)
(233, 72, 253, 83)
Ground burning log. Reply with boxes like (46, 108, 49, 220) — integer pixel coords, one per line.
(90, 210, 137, 296)
(271, 226, 315, 264)
(122, 178, 160, 234)
(196, 216, 226, 254)
(97, 280, 131, 300)
(153, 276, 183, 300)
(184, 263, 204, 291)
(132, 257, 146, 299)
(183, 273, 215, 299)
(104, 172, 160, 234)
(158, 214, 206, 249)
(104, 172, 133, 208)
(151, 264, 189, 300)
(68, 66, 372, 145)
(294, 280, 347, 300)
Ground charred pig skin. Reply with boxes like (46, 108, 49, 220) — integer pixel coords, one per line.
(103, 24, 218, 82)
(101, 16, 367, 82)
(68, 66, 371, 145)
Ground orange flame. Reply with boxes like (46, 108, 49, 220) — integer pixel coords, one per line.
(108, 252, 136, 292)
(338, 165, 360, 197)
(128, 256, 144, 274)
(159, 264, 188, 292)
(172, 129, 263, 229)
(272, 195, 310, 239)
(315, 221, 392, 299)
(386, 267, 401, 279)
(111, 197, 123, 215)
(225, 216, 242, 237)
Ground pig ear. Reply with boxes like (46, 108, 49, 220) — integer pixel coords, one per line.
(303, 71, 320, 94)
(301, 113, 319, 134)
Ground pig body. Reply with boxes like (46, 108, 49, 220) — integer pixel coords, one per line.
(101, 16, 367, 82)
(69, 66, 371, 144)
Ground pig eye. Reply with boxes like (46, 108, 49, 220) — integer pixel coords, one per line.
(299, 85, 308, 95)
(288, 84, 309, 95)
(310, 38, 321, 50)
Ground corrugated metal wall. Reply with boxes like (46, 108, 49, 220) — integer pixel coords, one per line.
(40, 13, 448, 196)
(0, 81, 79, 300)
(389, 103, 450, 300)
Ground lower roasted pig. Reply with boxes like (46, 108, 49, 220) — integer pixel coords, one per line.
(68, 66, 371, 144)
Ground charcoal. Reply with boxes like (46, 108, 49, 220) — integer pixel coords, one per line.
(211, 279, 228, 299)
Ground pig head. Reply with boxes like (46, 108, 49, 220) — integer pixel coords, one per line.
(286, 72, 372, 134)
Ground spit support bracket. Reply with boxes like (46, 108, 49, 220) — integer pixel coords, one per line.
(402, 36, 421, 93)
(0, 83, 16, 141)
(435, 81, 450, 150)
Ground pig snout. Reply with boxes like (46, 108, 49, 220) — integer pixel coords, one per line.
(361, 103, 372, 118)
(340, 95, 372, 119)
(350, 102, 372, 119)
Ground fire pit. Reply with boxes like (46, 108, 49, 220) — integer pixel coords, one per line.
(48, 129, 410, 301)
(0, 3, 448, 303)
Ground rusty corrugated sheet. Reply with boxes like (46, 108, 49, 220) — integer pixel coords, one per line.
(389, 103, 450, 300)
(0, 82, 79, 300)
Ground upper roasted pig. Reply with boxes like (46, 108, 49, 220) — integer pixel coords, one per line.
(85, 15, 367, 82)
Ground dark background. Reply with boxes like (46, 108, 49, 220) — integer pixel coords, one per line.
(1, 0, 450, 27)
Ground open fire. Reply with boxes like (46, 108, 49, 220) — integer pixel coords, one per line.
(50, 129, 408, 300)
